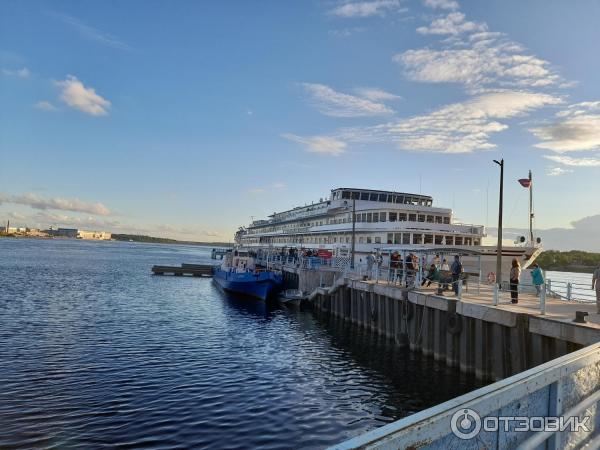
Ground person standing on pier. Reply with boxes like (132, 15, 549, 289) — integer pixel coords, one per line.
(530, 263, 545, 295)
(510, 259, 521, 304)
(593, 265, 600, 313)
(451, 255, 462, 296)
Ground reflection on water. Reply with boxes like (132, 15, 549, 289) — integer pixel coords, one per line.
(0, 239, 485, 449)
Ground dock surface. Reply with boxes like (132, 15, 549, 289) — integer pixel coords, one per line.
(151, 264, 214, 277)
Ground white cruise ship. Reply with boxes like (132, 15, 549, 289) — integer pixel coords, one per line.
(236, 187, 541, 281)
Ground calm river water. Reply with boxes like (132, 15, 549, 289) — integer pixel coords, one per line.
(0, 239, 485, 450)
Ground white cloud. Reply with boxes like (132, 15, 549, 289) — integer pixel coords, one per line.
(3, 193, 111, 216)
(52, 12, 131, 51)
(546, 167, 573, 176)
(336, 90, 562, 153)
(531, 102, 600, 152)
(302, 83, 394, 117)
(281, 133, 347, 156)
(55, 75, 111, 116)
(329, 27, 367, 38)
(330, 0, 403, 18)
(2, 67, 30, 78)
(35, 101, 58, 111)
(416, 12, 486, 35)
(353, 87, 402, 101)
(399, 15, 562, 90)
(422, 0, 459, 10)
(543, 154, 600, 167)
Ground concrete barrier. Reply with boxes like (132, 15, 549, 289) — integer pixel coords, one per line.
(329, 342, 600, 449)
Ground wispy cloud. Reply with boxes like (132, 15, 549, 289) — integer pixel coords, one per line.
(353, 87, 402, 102)
(531, 102, 600, 152)
(422, 0, 459, 10)
(398, 15, 562, 91)
(34, 101, 58, 112)
(55, 75, 111, 116)
(330, 0, 404, 18)
(335, 90, 562, 153)
(281, 133, 347, 156)
(51, 12, 131, 51)
(328, 27, 367, 38)
(302, 83, 394, 117)
(1, 193, 111, 216)
(247, 182, 287, 195)
(416, 12, 485, 35)
(546, 166, 573, 176)
(2, 67, 30, 78)
(543, 154, 600, 167)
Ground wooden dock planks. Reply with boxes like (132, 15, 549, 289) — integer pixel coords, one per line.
(151, 264, 215, 277)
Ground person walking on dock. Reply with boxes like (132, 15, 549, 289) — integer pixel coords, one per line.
(510, 259, 521, 304)
(593, 265, 600, 313)
(530, 263, 545, 295)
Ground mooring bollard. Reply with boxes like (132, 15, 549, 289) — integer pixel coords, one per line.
(540, 283, 546, 315)
(567, 282, 573, 301)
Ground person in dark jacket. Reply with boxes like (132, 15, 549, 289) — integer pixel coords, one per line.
(450, 255, 462, 296)
(510, 258, 521, 304)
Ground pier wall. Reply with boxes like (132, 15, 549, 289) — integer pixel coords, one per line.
(330, 342, 600, 450)
(311, 279, 598, 381)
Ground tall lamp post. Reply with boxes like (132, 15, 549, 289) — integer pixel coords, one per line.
(493, 159, 504, 288)
(350, 196, 356, 269)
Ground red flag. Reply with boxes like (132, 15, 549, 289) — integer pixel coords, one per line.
(518, 178, 531, 188)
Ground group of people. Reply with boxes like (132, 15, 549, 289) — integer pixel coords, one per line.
(508, 259, 545, 304)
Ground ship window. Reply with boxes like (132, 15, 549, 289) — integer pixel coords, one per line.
(474, 239, 480, 245)
(465, 237, 472, 246)
(426, 215, 434, 223)
(346, 237, 350, 243)
(387, 195, 394, 203)
(375, 237, 381, 244)
(366, 236, 372, 243)
(352, 191, 360, 199)
(387, 233, 393, 244)
(369, 193, 378, 201)
(342, 191, 351, 199)
(413, 234, 423, 244)
(399, 213, 407, 221)
(402, 233, 410, 244)
(378, 194, 387, 202)
(435, 235, 443, 245)
(424, 234, 433, 244)
(359, 237, 364, 243)
(361, 192, 369, 200)
(389, 212, 397, 222)
(455, 236, 463, 245)
(395, 196, 404, 203)
(380, 212, 386, 222)
(435, 216, 443, 224)
(373, 213, 379, 222)
(408, 214, 416, 222)
(418, 215, 425, 222)
(394, 233, 402, 244)
(367, 213, 372, 222)
(362, 213, 367, 221)
(443, 217, 450, 224)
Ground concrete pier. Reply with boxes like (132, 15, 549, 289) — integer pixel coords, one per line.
(307, 275, 600, 381)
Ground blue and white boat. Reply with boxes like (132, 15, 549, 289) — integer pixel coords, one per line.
(213, 251, 282, 301)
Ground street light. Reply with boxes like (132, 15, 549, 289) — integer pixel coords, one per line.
(493, 158, 504, 288)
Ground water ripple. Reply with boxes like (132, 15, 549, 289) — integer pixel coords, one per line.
(0, 239, 484, 449)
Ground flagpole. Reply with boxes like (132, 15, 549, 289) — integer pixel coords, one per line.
(529, 170, 534, 244)
(493, 159, 504, 288)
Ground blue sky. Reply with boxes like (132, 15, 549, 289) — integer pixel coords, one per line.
(1, 0, 600, 249)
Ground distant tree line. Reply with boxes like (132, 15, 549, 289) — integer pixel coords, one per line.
(112, 234, 232, 247)
(536, 250, 600, 273)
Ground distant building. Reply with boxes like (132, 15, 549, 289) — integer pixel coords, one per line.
(0, 226, 18, 233)
(77, 230, 112, 240)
